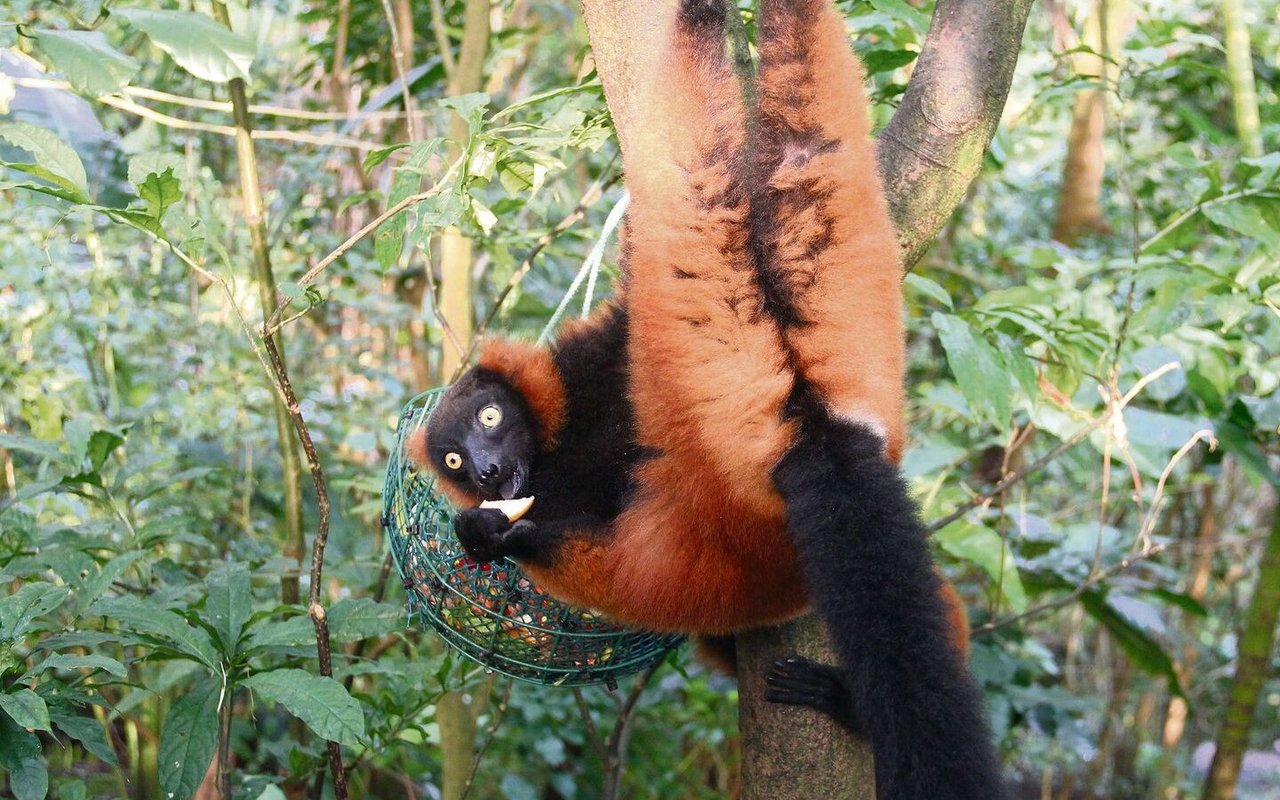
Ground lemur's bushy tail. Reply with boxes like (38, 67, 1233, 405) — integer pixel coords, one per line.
(773, 403, 1008, 800)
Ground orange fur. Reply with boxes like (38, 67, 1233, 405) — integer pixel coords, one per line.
(419, 0, 969, 652)
(754, 0, 906, 461)
(477, 339, 567, 451)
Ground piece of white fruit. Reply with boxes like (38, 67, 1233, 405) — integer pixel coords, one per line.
(479, 496, 535, 522)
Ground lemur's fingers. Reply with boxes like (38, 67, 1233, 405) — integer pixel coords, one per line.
(753, 0, 907, 461)
(623, 0, 794, 510)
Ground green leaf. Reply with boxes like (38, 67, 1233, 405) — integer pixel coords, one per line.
(0, 584, 71, 640)
(932, 313, 1013, 430)
(935, 520, 1027, 613)
(50, 712, 117, 765)
(127, 152, 186, 190)
(243, 615, 315, 651)
(0, 716, 46, 800)
(0, 122, 90, 202)
(91, 596, 219, 668)
(157, 677, 221, 800)
(327, 598, 403, 643)
(905, 273, 953, 309)
(137, 167, 183, 221)
(1202, 196, 1280, 248)
(439, 92, 490, 136)
(362, 143, 411, 173)
(115, 8, 255, 83)
(204, 562, 251, 655)
(862, 48, 918, 75)
(24, 654, 127, 680)
(0, 690, 51, 733)
(376, 138, 444, 271)
(242, 669, 365, 746)
(1081, 590, 1182, 696)
(35, 29, 139, 96)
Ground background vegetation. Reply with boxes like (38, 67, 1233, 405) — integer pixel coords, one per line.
(1, 0, 1277, 798)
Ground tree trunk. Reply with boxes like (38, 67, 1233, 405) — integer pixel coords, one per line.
(1051, 0, 1131, 245)
(437, 4, 493, 798)
(580, 0, 1033, 796)
(1221, 0, 1263, 158)
(1202, 495, 1280, 800)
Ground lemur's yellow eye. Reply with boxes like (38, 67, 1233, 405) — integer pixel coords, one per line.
(479, 405, 503, 428)
(444, 452, 464, 470)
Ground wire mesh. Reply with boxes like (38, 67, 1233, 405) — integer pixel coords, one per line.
(383, 388, 684, 687)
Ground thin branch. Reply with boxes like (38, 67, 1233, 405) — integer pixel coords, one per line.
(572, 688, 610, 764)
(381, 0, 421, 141)
(458, 679, 515, 800)
(264, 158, 464, 336)
(13, 78, 384, 152)
(926, 362, 1181, 534)
(430, 0, 459, 77)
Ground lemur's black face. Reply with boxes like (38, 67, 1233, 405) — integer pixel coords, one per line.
(425, 370, 537, 501)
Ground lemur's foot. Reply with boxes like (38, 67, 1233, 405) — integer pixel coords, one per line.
(765, 656, 861, 734)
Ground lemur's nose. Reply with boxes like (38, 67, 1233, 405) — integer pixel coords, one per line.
(477, 463, 500, 486)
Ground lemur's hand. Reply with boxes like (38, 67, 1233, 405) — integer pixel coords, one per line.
(455, 508, 538, 563)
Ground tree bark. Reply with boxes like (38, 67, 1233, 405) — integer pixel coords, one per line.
(1203, 496, 1280, 800)
(580, 0, 1033, 796)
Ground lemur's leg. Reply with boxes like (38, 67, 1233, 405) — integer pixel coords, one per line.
(619, 0, 795, 513)
(771, 398, 1008, 800)
(751, 0, 907, 462)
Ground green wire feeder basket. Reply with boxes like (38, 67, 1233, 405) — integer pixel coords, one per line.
(383, 388, 683, 688)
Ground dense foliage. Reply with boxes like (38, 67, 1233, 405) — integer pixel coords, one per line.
(1, 0, 1277, 798)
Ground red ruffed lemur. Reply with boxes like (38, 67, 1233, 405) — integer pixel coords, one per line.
(408, 0, 1007, 796)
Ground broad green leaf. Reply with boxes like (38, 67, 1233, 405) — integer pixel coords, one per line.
(1081, 590, 1182, 696)
(157, 677, 221, 800)
(50, 711, 118, 765)
(35, 29, 139, 96)
(24, 653, 127, 680)
(0, 716, 46, 800)
(243, 615, 315, 651)
(932, 313, 1012, 430)
(0, 584, 71, 640)
(376, 138, 443, 271)
(255, 786, 287, 800)
(935, 520, 1028, 613)
(75, 550, 149, 613)
(862, 48, 918, 75)
(0, 122, 89, 202)
(127, 152, 185, 190)
(0, 689, 51, 733)
(904, 272, 953, 309)
(137, 167, 183, 221)
(1203, 197, 1280, 248)
(440, 92, 490, 136)
(204, 562, 251, 655)
(115, 9, 255, 83)
(91, 596, 219, 668)
(243, 669, 365, 746)
(0, 178, 87, 204)
(327, 598, 403, 643)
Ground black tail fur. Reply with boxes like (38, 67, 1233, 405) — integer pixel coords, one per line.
(772, 400, 1008, 800)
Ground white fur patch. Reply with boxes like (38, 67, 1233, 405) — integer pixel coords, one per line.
(833, 409, 888, 445)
